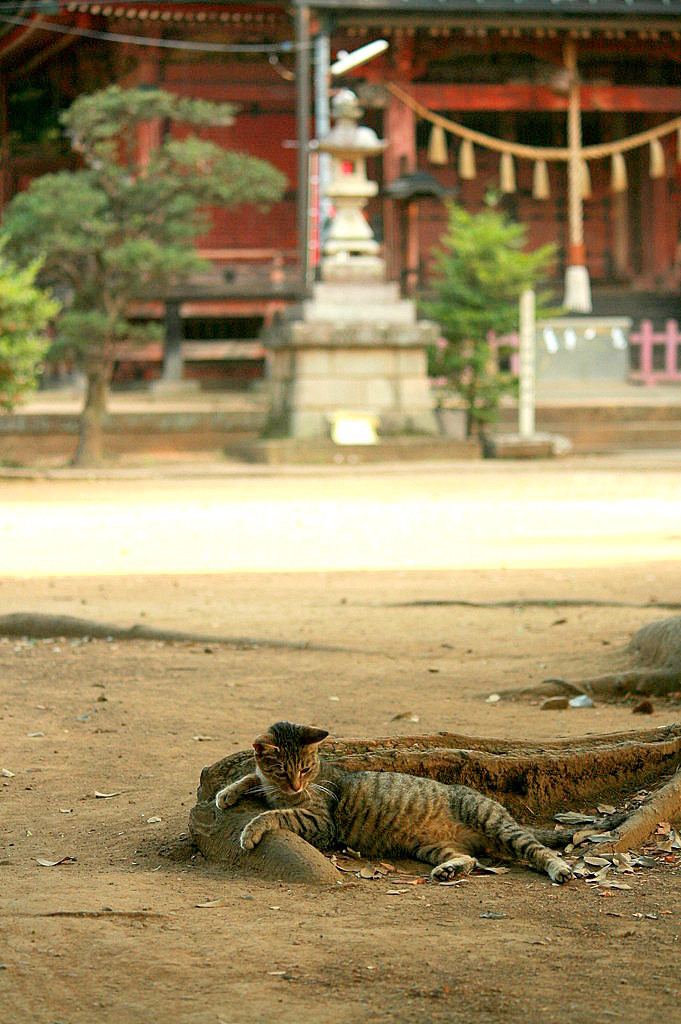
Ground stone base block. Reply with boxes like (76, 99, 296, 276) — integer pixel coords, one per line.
(483, 432, 572, 459)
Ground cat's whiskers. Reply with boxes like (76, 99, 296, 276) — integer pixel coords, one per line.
(257, 782, 283, 801)
(309, 782, 337, 801)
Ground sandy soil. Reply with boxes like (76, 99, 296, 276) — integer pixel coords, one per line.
(1, 560, 680, 1024)
(2, 458, 681, 1023)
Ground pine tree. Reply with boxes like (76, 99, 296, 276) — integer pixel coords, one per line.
(424, 203, 556, 436)
(3, 85, 286, 465)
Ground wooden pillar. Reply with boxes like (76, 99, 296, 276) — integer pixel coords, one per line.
(609, 114, 631, 280)
(499, 113, 518, 220)
(135, 37, 161, 170)
(384, 89, 417, 284)
(404, 200, 420, 294)
(650, 127, 671, 283)
(637, 119, 671, 287)
(384, 89, 416, 182)
(161, 300, 184, 383)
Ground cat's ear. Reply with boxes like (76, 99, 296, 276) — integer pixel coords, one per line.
(299, 726, 329, 747)
(253, 732, 277, 755)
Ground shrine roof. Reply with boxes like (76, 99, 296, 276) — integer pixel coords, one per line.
(299, 0, 680, 13)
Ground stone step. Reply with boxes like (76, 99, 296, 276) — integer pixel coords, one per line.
(541, 422, 681, 452)
(499, 419, 679, 452)
(528, 404, 681, 425)
(497, 409, 681, 452)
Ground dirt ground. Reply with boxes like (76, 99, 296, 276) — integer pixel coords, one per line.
(0, 562, 679, 1024)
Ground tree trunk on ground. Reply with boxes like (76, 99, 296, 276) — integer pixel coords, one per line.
(502, 615, 681, 701)
(72, 363, 110, 467)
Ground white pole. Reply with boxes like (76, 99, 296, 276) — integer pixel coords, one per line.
(518, 288, 536, 438)
(314, 25, 332, 238)
(563, 40, 592, 313)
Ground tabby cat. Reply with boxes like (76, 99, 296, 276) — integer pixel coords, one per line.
(215, 721, 573, 883)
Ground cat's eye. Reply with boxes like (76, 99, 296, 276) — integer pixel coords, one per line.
(300, 766, 312, 775)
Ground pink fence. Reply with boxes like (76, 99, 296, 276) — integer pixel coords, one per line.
(490, 320, 681, 385)
(629, 320, 681, 385)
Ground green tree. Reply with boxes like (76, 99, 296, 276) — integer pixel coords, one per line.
(424, 202, 556, 436)
(3, 85, 285, 465)
(0, 239, 60, 413)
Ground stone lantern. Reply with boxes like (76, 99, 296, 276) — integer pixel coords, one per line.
(319, 90, 386, 281)
(265, 91, 439, 445)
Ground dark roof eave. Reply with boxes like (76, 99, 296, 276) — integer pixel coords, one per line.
(292, 0, 681, 15)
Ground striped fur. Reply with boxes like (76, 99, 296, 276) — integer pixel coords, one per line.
(215, 721, 572, 884)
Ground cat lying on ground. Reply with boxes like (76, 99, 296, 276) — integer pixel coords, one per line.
(215, 721, 574, 883)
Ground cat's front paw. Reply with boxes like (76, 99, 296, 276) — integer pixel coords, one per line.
(546, 857, 572, 884)
(215, 784, 239, 810)
(239, 820, 266, 851)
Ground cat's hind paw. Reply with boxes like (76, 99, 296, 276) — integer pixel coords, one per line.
(546, 857, 572, 884)
(431, 855, 478, 882)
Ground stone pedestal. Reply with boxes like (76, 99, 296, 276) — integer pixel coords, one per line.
(267, 281, 439, 439)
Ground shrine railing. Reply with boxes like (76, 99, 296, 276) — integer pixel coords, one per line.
(628, 320, 681, 385)
(488, 320, 681, 386)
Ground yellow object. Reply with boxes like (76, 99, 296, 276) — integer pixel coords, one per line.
(580, 160, 592, 199)
(427, 125, 448, 165)
(500, 152, 516, 194)
(458, 138, 476, 180)
(611, 152, 628, 192)
(650, 138, 666, 179)
(328, 411, 379, 446)
(532, 160, 550, 200)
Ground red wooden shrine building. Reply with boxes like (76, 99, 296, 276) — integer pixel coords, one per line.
(1, 0, 680, 385)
